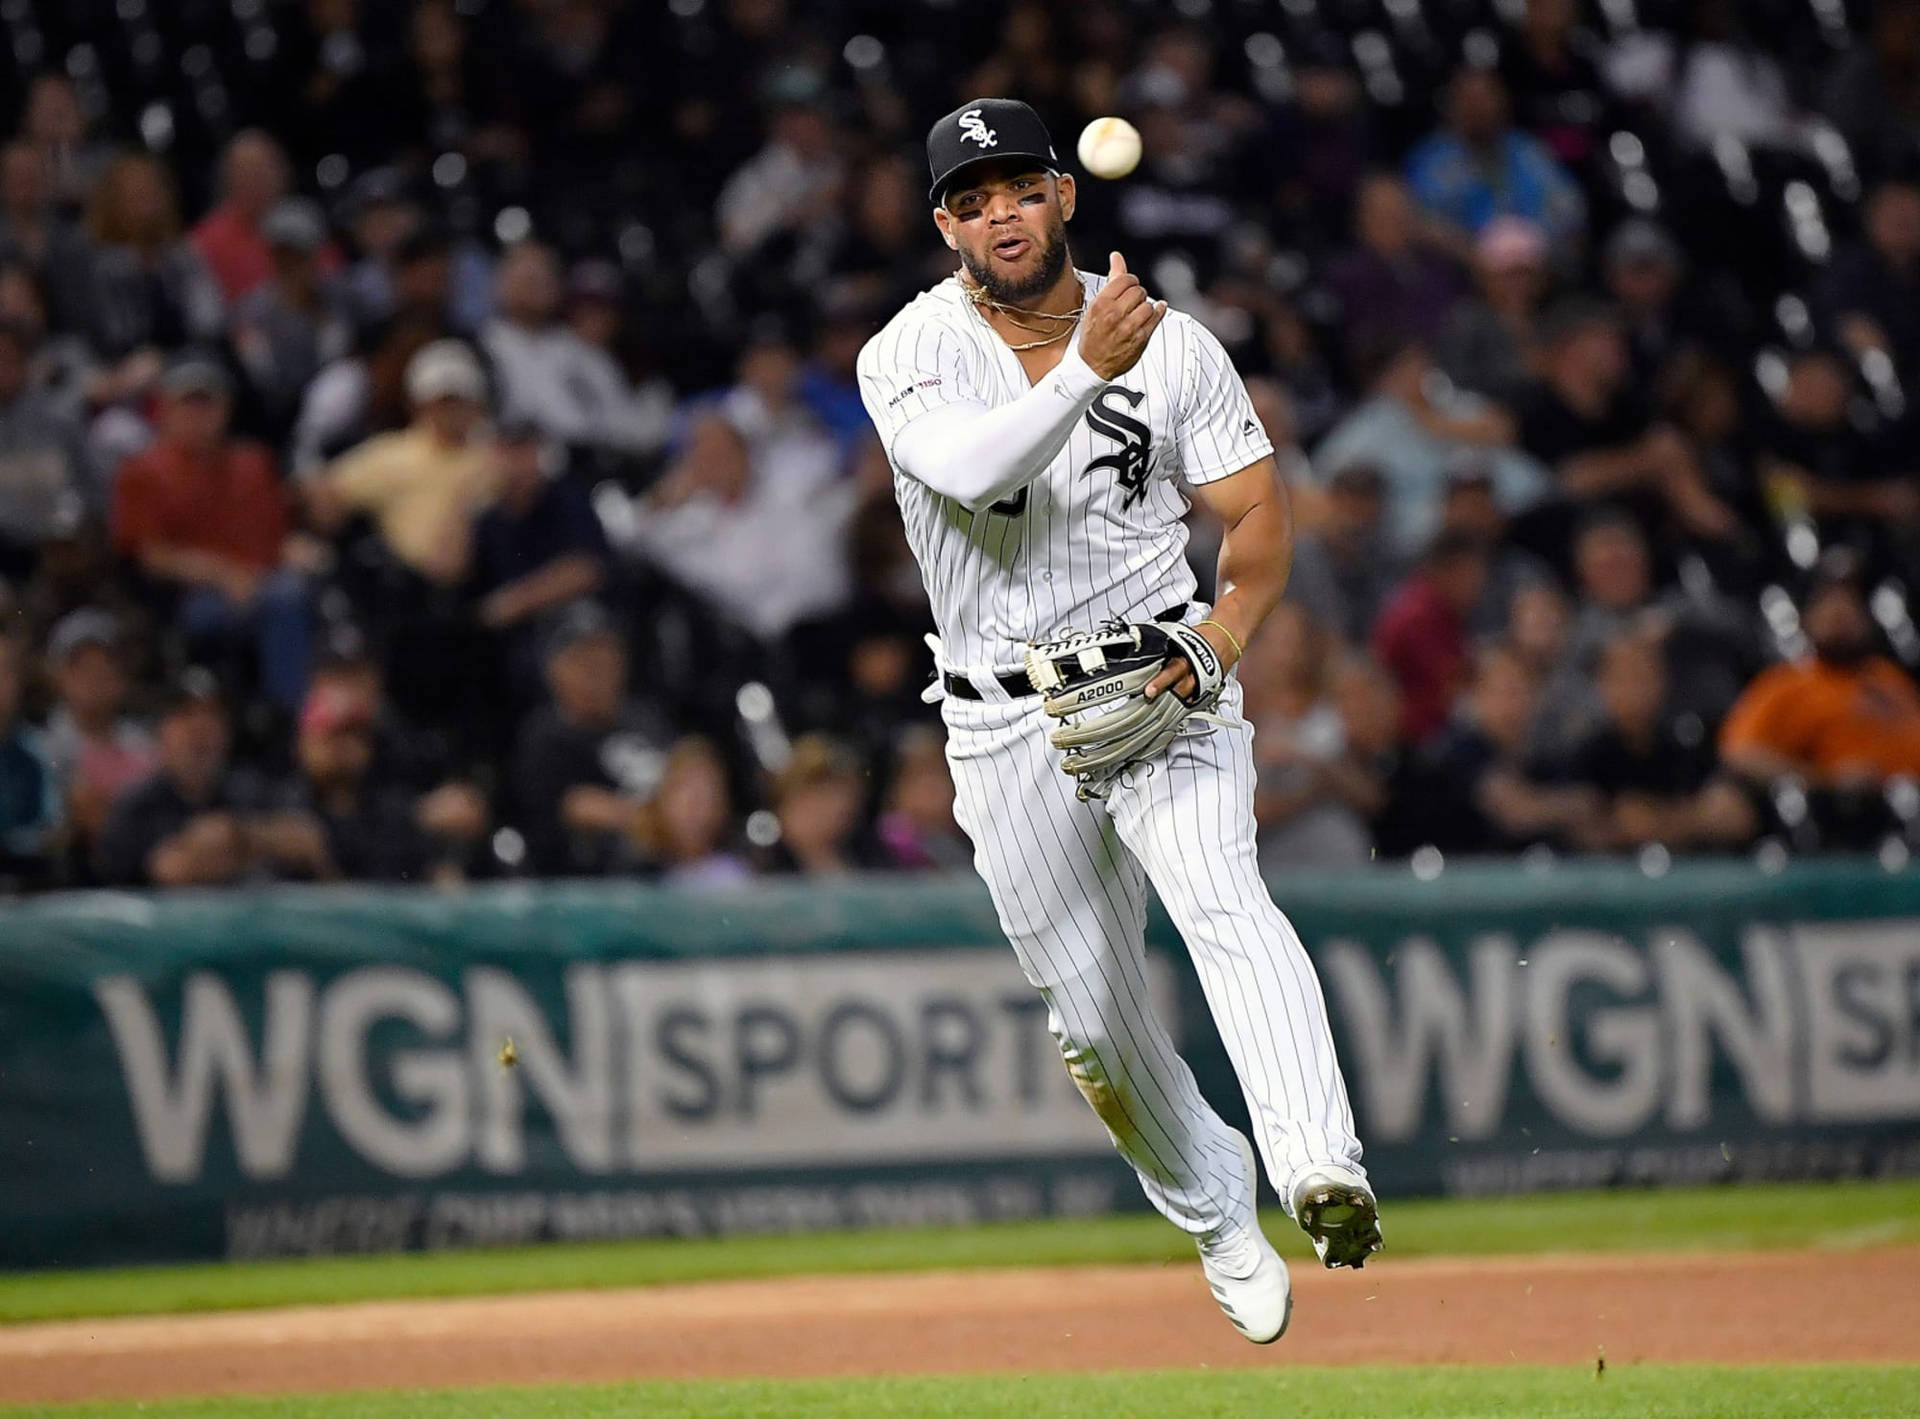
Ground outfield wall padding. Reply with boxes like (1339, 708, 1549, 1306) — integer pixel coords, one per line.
(2, 862, 1917, 1268)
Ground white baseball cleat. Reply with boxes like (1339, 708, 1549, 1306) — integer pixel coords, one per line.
(1290, 1163, 1384, 1269)
(1195, 1134, 1292, 1344)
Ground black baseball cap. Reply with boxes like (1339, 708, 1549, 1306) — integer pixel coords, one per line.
(926, 98, 1061, 206)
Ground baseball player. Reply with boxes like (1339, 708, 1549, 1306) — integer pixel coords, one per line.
(855, 99, 1380, 1344)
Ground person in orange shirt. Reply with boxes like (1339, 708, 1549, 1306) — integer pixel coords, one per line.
(111, 354, 313, 710)
(1719, 557, 1920, 787)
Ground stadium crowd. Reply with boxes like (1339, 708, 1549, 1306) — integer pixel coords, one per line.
(2, 0, 1920, 892)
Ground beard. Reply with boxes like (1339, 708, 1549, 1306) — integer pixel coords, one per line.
(960, 219, 1071, 305)
(1813, 630, 1874, 667)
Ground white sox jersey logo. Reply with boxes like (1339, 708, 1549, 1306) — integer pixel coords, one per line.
(1085, 386, 1152, 509)
(958, 110, 998, 148)
(854, 269, 1275, 672)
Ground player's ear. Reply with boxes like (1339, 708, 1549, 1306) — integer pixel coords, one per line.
(1056, 172, 1076, 222)
(932, 206, 959, 251)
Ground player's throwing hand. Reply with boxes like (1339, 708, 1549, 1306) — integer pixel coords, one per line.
(1080, 252, 1168, 380)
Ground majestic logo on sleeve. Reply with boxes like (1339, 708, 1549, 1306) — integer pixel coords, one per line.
(958, 110, 998, 148)
(1085, 386, 1152, 509)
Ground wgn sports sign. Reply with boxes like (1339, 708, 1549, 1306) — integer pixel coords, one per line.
(1, 868, 1917, 1267)
(1307, 915, 1920, 1195)
(0, 886, 1160, 1267)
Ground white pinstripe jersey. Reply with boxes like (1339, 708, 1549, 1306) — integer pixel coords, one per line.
(857, 270, 1274, 675)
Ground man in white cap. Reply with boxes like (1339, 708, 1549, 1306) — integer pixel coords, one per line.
(309, 338, 497, 587)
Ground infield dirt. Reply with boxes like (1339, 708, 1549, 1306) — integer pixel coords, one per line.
(2, 1246, 1915, 1406)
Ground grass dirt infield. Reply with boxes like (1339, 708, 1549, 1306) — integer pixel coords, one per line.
(2, 1185, 1916, 1416)
(4, 1180, 1915, 1325)
(6, 1367, 1920, 1419)
(1, 1247, 1916, 1409)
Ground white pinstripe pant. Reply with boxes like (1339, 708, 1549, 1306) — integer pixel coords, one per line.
(944, 675, 1365, 1242)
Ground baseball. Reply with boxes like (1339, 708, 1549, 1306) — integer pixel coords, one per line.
(1077, 117, 1142, 180)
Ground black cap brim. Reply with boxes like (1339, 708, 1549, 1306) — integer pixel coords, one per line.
(927, 99, 1062, 206)
(930, 152, 1060, 207)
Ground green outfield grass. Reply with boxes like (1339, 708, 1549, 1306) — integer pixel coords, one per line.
(2, 1179, 1916, 1326)
(6, 1367, 1920, 1419)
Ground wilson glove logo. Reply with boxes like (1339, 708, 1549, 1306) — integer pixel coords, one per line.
(1084, 387, 1151, 509)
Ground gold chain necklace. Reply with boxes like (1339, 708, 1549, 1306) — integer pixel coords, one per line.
(962, 278, 1085, 351)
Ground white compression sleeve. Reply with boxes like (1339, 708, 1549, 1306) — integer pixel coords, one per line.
(890, 344, 1108, 511)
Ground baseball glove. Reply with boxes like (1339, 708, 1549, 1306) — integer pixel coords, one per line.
(1023, 618, 1227, 800)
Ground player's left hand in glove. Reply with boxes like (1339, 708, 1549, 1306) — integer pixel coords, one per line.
(1023, 618, 1228, 800)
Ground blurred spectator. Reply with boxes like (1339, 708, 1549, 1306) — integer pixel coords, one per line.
(1420, 642, 1597, 855)
(715, 87, 843, 260)
(1325, 174, 1467, 349)
(1312, 333, 1538, 561)
(798, 302, 881, 462)
(511, 601, 673, 877)
(1536, 511, 1759, 760)
(1435, 459, 1554, 638)
(231, 199, 355, 437)
(1499, 0, 1613, 173)
(336, 169, 419, 333)
(759, 733, 880, 875)
(266, 684, 444, 883)
(824, 155, 943, 317)
(563, 261, 673, 462)
(1512, 299, 1737, 569)
(1505, 579, 1572, 687)
(41, 609, 153, 875)
(1437, 216, 1549, 406)
(1245, 603, 1372, 871)
(96, 670, 309, 887)
(0, 625, 59, 884)
(1817, 179, 1920, 376)
(110, 354, 312, 710)
(482, 245, 667, 460)
(1657, 348, 1770, 587)
(1666, 0, 1801, 152)
(311, 339, 496, 588)
(0, 315, 88, 578)
(190, 132, 293, 306)
(0, 260, 88, 419)
(81, 155, 225, 364)
(19, 74, 114, 215)
(1371, 529, 1489, 744)
(1562, 630, 1756, 853)
(1284, 462, 1398, 648)
(1405, 67, 1585, 251)
(1720, 559, 1920, 787)
(289, 225, 467, 474)
(1818, 1, 1920, 177)
(0, 140, 94, 337)
(875, 726, 967, 871)
(1600, 219, 1689, 401)
(1265, 40, 1372, 244)
(1328, 652, 1415, 858)
(614, 340, 852, 641)
(1754, 349, 1920, 559)
(646, 735, 752, 887)
(472, 420, 610, 687)
(305, 628, 490, 856)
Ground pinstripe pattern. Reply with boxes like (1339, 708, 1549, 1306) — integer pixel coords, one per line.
(857, 272, 1273, 676)
(865, 268, 1364, 1240)
(944, 678, 1363, 1236)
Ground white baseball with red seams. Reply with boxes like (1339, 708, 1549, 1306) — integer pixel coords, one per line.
(856, 270, 1369, 1263)
(1077, 116, 1143, 180)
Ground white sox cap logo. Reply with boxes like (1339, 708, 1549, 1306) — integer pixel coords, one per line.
(958, 110, 998, 148)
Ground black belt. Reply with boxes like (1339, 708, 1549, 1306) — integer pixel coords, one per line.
(943, 604, 1191, 701)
